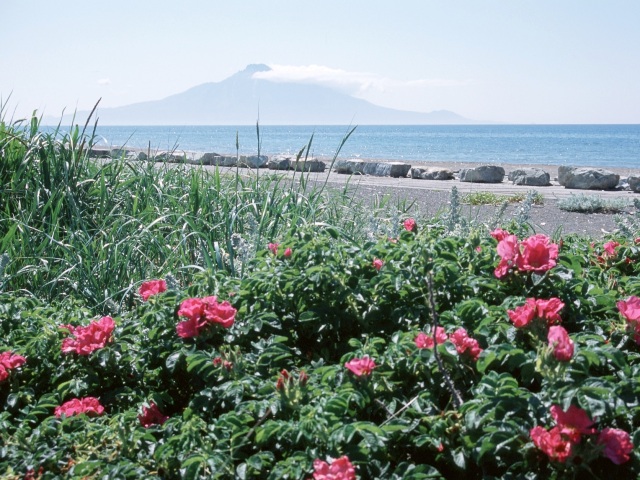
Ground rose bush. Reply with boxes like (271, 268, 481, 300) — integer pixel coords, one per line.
(1, 222, 639, 479)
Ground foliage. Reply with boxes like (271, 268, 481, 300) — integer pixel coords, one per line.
(1, 112, 640, 479)
(557, 194, 630, 214)
(462, 190, 543, 206)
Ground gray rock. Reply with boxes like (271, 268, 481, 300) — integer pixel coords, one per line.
(136, 151, 148, 161)
(459, 165, 505, 183)
(268, 156, 291, 170)
(559, 167, 619, 190)
(154, 151, 187, 163)
(410, 167, 454, 180)
(292, 159, 326, 172)
(508, 168, 550, 186)
(557, 165, 577, 185)
(239, 155, 268, 168)
(388, 162, 412, 178)
(209, 155, 237, 167)
(628, 176, 640, 193)
(88, 147, 111, 158)
(335, 159, 366, 174)
(197, 152, 221, 165)
(363, 162, 392, 176)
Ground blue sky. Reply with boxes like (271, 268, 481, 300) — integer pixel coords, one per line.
(1, 0, 639, 123)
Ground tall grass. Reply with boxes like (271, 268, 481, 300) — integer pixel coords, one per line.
(0, 111, 374, 313)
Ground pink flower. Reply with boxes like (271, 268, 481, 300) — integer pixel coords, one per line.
(138, 402, 169, 428)
(415, 327, 448, 349)
(598, 428, 633, 465)
(490, 228, 511, 241)
(61, 316, 115, 355)
(54, 397, 105, 418)
(534, 298, 565, 324)
(449, 328, 483, 361)
(550, 404, 596, 441)
(312, 456, 356, 480)
(475, 246, 482, 253)
(268, 242, 279, 255)
(494, 234, 520, 278)
(176, 296, 237, 338)
(372, 258, 384, 271)
(139, 279, 167, 301)
(548, 326, 574, 362)
(284, 248, 292, 258)
(530, 425, 575, 463)
(516, 234, 559, 273)
(507, 299, 537, 328)
(403, 218, 417, 232)
(603, 241, 620, 257)
(508, 297, 565, 328)
(345, 356, 376, 377)
(0, 351, 26, 382)
(617, 296, 640, 323)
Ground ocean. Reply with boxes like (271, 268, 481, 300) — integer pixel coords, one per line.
(85, 125, 639, 169)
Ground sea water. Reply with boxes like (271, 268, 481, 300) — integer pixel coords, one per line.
(86, 124, 639, 169)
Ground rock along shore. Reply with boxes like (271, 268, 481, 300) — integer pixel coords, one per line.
(89, 147, 640, 200)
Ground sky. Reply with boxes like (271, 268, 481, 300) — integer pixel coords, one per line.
(1, 0, 639, 124)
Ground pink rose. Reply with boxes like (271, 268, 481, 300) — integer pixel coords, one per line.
(534, 298, 565, 324)
(372, 258, 384, 271)
(268, 243, 279, 255)
(139, 279, 167, 301)
(312, 456, 356, 480)
(284, 248, 292, 258)
(617, 296, 640, 323)
(516, 234, 559, 273)
(550, 404, 596, 441)
(530, 425, 574, 463)
(345, 356, 376, 377)
(403, 218, 417, 232)
(548, 326, 574, 362)
(55, 397, 105, 418)
(138, 402, 169, 428)
(176, 296, 237, 337)
(0, 351, 26, 382)
(490, 228, 511, 241)
(507, 299, 537, 328)
(598, 428, 633, 465)
(61, 316, 115, 355)
(415, 327, 448, 349)
(603, 241, 620, 257)
(449, 328, 483, 361)
(494, 234, 520, 278)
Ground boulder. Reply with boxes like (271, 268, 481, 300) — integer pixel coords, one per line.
(197, 152, 222, 165)
(292, 159, 326, 173)
(268, 156, 291, 170)
(136, 151, 148, 161)
(557, 165, 576, 185)
(508, 168, 550, 186)
(459, 165, 505, 183)
(363, 162, 391, 177)
(410, 167, 454, 180)
(239, 155, 268, 168)
(388, 162, 412, 178)
(335, 159, 366, 174)
(207, 155, 237, 167)
(558, 167, 619, 190)
(628, 176, 640, 193)
(88, 147, 111, 158)
(154, 151, 187, 163)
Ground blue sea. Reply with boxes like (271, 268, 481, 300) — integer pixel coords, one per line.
(85, 125, 639, 169)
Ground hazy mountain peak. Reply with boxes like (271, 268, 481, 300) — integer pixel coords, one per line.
(44, 64, 476, 125)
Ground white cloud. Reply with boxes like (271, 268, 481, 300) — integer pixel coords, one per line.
(97, 78, 111, 86)
(252, 64, 468, 95)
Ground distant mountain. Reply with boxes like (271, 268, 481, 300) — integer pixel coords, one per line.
(45, 64, 475, 125)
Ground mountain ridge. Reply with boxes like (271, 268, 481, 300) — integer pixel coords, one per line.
(44, 64, 477, 125)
